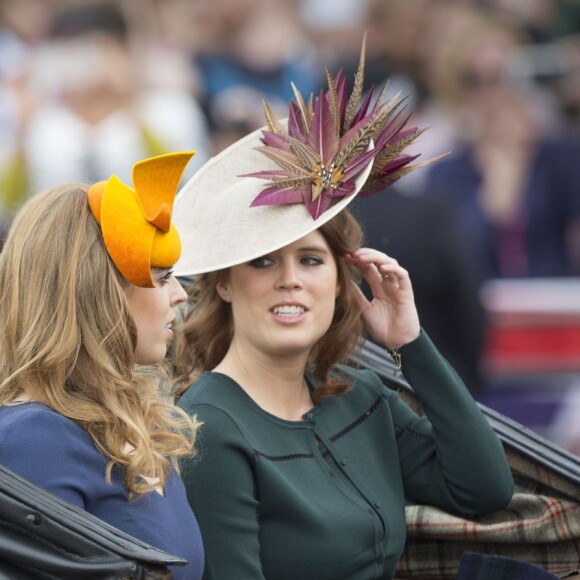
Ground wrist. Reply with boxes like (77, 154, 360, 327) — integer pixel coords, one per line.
(384, 329, 421, 351)
(385, 329, 422, 369)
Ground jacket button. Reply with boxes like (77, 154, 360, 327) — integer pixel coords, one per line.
(340, 458, 347, 466)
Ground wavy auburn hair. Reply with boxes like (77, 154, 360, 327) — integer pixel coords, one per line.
(174, 209, 366, 402)
(0, 184, 198, 498)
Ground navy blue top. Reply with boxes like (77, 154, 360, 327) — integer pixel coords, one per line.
(0, 402, 204, 580)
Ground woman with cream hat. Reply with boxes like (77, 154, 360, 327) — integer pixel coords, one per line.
(174, 44, 513, 579)
(0, 152, 204, 579)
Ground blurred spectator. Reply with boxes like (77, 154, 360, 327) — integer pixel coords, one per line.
(188, 0, 322, 153)
(0, 0, 209, 236)
(363, 0, 429, 97)
(296, 0, 370, 67)
(530, 28, 580, 134)
(123, 0, 204, 97)
(343, 0, 475, 192)
(423, 13, 580, 281)
(480, 0, 580, 44)
(0, 0, 54, 244)
(479, 0, 580, 133)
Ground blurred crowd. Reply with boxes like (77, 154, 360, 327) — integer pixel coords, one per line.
(2, 0, 580, 451)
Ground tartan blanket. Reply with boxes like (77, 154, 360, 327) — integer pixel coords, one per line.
(395, 445, 580, 579)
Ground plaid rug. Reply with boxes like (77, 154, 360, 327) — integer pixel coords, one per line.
(395, 446, 580, 579)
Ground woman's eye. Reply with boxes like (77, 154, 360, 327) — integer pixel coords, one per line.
(301, 256, 323, 266)
(158, 269, 174, 286)
(249, 257, 273, 268)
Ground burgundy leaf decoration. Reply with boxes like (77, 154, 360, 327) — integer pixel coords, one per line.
(244, 35, 443, 219)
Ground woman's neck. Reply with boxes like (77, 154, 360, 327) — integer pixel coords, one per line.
(213, 342, 314, 422)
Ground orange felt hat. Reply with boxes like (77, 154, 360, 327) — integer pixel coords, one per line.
(87, 152, 195, 287)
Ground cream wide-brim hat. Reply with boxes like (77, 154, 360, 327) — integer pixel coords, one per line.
(174, 123, 374, 277)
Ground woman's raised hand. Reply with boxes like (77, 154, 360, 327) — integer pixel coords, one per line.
(345, 248, 421, 349)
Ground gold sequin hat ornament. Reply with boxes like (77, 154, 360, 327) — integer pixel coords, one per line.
(174, 38, 443, 276)
(88, 152, 195, 287)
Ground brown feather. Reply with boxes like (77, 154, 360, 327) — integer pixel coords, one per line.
(266, 176, 312, 189)
(379, 90, 404, 118)
(325, 67, 341, 138)
(371, 156, 438, 185)
(373, 80, 390, 112)
(402, 151, 451, 173)
(370, 128, 425, 176)
(291, 82, 311, 132)
(334, 106, 391, 168)
(287, 136, 319, 169)
(372, 93, 407, 136)
(263, 100, 283, 134)
(311, 181, 324, 201)
(344, 33, 367, 130)
(255, 146, 308, 175)
(307, 94, 314, 120)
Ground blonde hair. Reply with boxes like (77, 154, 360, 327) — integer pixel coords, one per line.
(174, 209, 366, 402)
(0, 183, 198, 498)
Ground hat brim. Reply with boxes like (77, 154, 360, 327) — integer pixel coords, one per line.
(174, 123, 373, 276)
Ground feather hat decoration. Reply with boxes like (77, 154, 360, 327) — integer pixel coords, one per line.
(173, 38, 446, 277)
(245, 36, 437, 220)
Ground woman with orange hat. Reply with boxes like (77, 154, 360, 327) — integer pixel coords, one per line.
(172, 44, 514, 579)
(0, 152, 204, 579)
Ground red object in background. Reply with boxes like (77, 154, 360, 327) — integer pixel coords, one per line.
(481, 279, 580, 375)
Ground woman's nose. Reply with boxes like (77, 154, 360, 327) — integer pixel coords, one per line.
(169, 276, 188, 305)
(276, 261, 302, 289)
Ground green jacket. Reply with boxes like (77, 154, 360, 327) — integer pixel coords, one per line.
(178, 331, 514, 579)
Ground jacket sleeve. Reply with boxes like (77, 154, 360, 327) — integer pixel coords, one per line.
(179, 404, 266, 580)
(385, 330, 514, 517)
(0, 409, 90, 508)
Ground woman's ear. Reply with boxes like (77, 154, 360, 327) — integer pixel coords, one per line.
(216, 277, 232, 303)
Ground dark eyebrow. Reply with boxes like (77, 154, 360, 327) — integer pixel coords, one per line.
(297, 245, 331, 254)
